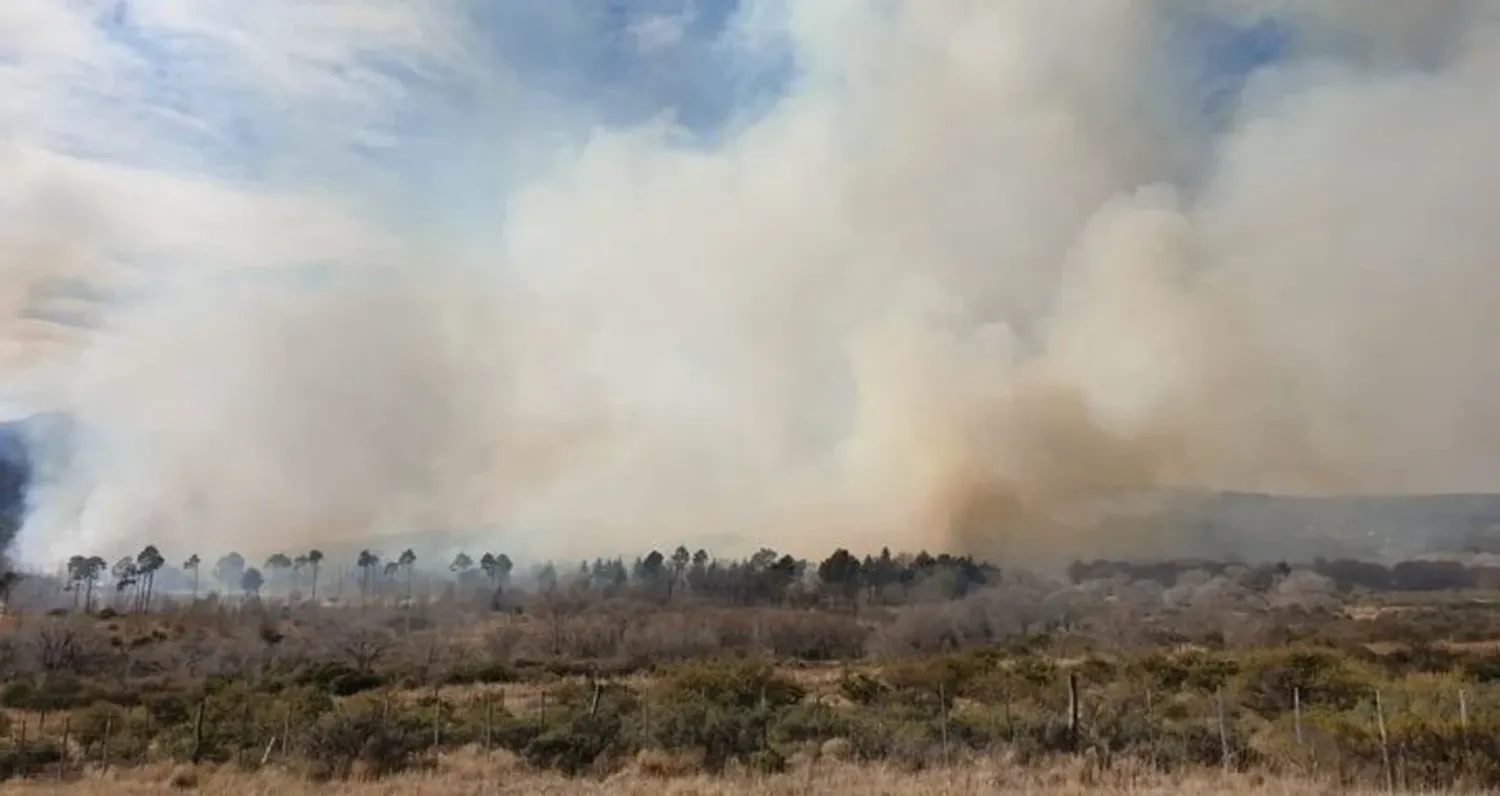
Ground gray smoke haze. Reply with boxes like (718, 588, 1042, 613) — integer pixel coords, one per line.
(8, 1, 1500, 567)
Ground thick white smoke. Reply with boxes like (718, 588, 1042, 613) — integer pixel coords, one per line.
(9, 1, 1500, 566)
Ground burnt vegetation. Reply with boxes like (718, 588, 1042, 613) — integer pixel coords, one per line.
(0, 542, 1499, 787)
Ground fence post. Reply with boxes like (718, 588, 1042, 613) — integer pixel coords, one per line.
(100, 714, 111, 775)
(191, 699, 205, 764)
(1460, 688, 1469, 737)
(1216, 686, 1230, 772)
(431, 684, 442, 749)
(483, 693, 493, 755)
(236, 702, 251, 768)
(1004, 690, 1013, 743)
(16, 713, 27, 778)
(1067, 672, 1080, 752)
(1375, 690, 1393, 794)
(938, 682, 950, 765)
(1293, 687, 1303, 747)
(57, 715, 70, 781)
(282, 705, 291, 757)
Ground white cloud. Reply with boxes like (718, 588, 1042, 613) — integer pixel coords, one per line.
(631, 12, 692, 53)
(0, 1, 460, 395)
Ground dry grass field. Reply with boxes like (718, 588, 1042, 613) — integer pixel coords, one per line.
(7, 551, 1500, 793)
(0, 751, 1383, 795)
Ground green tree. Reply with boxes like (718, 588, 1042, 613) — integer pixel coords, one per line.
(67, 555, 107, 612)
(817, 548, 863, 610)
(111, 556, 140, 609)
(135, 545, 165, 612)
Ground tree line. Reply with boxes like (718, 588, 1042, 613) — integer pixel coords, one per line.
(49, 543, 998, 613)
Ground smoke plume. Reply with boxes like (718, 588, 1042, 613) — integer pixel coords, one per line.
(7, 1, 1500, 566)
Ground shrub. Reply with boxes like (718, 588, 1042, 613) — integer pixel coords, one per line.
(294, 661, 386, 696)
(521, 711, 632, 776)
(1236, 647, 1374, 716)
(300, 708, 429, 781)
(0, 741, 65, 779)
(1, 677, 100, 711)
(654, 660, 805, 711)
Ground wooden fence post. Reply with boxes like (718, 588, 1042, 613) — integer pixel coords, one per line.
(57, 715, 70, 781)
(1067, 672, 1080, 752)
(16, 713, 27, 778)
(1216, 686, 1230, 771)
(191, 699, 205, 764)
(1293, 687, 1303, 747)
(100, 714, 111, 775)
(483, 693, 493, 755)
(236, 702, 251, 768)
(1375, 690, 1393, 794)
(938, 682, 950, 764)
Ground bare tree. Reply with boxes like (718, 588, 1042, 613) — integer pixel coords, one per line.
(337, 626, 394, 672)
(241, 567, 264, 601)
(356, 551, 379, 609)
(214, 552, 246, 592)
(398, 549, 417, 603)
(264, 553, 292, 597)
(292, 554, 309, 596)
(182, 553, 202, 601)
(307, 549, 325, 602)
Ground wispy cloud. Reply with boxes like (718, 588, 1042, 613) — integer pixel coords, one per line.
(0, 1, 471, 389)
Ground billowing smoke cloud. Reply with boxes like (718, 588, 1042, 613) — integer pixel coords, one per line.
(7, 1, 1500, 567)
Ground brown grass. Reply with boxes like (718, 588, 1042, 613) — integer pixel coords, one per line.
(0, 749, 1393, 795)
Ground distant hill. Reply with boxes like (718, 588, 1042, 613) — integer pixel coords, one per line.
(1087, 489, 1500, 563)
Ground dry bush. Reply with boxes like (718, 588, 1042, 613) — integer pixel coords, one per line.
(633, 747, 704, 778)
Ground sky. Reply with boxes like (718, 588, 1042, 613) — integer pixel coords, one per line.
(18, 1, 1500, 568)
(0, 1, 792, 380)
(0, 0, 1282, 320)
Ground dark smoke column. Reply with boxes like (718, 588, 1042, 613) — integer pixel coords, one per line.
(0, 412, 72, 562)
